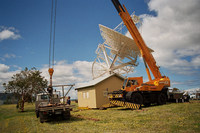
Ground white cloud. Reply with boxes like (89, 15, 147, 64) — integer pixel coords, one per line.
(0, 60, 93, 99)
(0, 64, 9, 72)
(73, 61, 93, 80)
(40, 60, 93, 99)
(0, 64, 20, 91)
(41, 60, 93, 85)
(0, 54, 17, 61)
(191, 55, 200, 68)
(4, 53, 16, 59)
(0, 26, 21, 41)
(126, 0, 200, 75)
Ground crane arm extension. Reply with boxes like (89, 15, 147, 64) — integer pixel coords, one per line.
(111, 0, 162, 79)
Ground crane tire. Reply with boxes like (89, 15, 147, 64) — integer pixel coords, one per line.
(131, 93, 143, 105)
(157, 93, 167, 105)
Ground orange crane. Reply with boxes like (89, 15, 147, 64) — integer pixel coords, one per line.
(109, 0, 170, 106)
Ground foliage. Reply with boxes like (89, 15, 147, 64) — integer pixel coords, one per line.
(3, 67, 48, 111)
(0, 101, 199, 133)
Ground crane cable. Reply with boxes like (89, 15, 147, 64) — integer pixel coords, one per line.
(49, 0, 57, 68)
(48, 0, 57, 88)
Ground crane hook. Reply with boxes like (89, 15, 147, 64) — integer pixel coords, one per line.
(48, 68, 54, 87)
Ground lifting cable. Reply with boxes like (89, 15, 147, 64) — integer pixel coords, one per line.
(49, 0, 57, 69)
(48, 0, 57, 88)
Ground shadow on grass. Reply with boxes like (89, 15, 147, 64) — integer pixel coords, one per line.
(111, 103, 171, 110)
(46, 115, 84, 124)
(141, 104, 157, 109)
(141, 102, 174, 109)
(117, 108, 133, 111)
(18, 108, 35, 113)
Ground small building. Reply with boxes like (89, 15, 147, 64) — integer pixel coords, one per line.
(75, 74, 124, 108)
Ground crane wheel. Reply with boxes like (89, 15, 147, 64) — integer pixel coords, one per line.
(157, 93, 167, 105)
(131, 93, 143, 105)
(144, 103, 151, 107)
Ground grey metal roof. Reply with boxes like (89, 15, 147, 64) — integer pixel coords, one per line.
(75, 74, 124, 90)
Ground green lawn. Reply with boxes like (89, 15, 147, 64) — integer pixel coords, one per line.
(0, 101, 199, 133)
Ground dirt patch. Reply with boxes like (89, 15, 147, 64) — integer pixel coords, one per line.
(76, 115, 100, 121)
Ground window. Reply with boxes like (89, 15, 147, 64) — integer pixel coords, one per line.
(83, 92, 89, 99)
(86, 92, 89, 99)
(122, 79, 127, 89)
(83, 92, 86, 99)
(41, 94, 49, 100)
(126, 80, 138, 87)
(53, 94, 58, 98)
(126, 80, 132, 87)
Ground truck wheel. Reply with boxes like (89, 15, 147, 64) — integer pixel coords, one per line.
(39, 112, 44, 123)
(36, 111, 39, 118)
(39, 112, 48, 123)
(132, 93, 143, 105)
(63, 109, 70, 120)
(157, 93, 167, 105)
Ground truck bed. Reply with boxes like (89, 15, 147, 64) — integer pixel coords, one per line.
(38, 104, 74, 112)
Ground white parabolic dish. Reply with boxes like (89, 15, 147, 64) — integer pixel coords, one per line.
(99, 24, 153, 58)
(99, 24, 140, 59)
(92, 24, 153, 79)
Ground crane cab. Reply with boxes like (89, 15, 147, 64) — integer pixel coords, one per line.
(121, 77, 143, 92)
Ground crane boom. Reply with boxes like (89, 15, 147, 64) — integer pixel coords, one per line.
(111, 0, 162, 80)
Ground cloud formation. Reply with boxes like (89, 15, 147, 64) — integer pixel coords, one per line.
(0, 64, 20, 92)
(40, 60, 93, 99)
(0, 54, 16, 61)
(0, 26, 21, 41)
(40, 60, 93, 85)
(127, 0, 200, 76)
(0, 60, 93, 98)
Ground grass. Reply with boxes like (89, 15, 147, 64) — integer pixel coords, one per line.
(0, 101, 200, 133)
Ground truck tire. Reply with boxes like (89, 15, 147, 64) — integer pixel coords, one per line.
(157, 93, 167, 105)
(36, 110, 39, 118)
(63, 109, 70, 120)
(132, 93, 143, 105)
(39, 112, 48, 123)
(39, 112, 44, 123)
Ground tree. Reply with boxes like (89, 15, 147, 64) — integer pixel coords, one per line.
(3, 67, 48, 112)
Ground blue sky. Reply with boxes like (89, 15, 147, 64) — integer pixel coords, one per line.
(0, 0, 200, 98)
(0, 0, 152, 69)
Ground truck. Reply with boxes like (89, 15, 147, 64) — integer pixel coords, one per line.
(168, 88, 190, 103)
(108, 0, 171, 107)
(35, 0, 75, 123)
(35, 85, 74, 123)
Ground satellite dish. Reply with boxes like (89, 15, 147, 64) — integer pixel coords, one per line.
(92, 13, 152, 79)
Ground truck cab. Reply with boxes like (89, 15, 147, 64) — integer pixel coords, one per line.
(35, 93, 60, 110)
